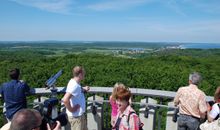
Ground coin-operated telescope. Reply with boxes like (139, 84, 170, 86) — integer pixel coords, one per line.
(45, 69, 62, 96)
(44, 69, 63, 121)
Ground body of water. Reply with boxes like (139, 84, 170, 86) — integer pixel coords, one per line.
(180, 43, 220, 49)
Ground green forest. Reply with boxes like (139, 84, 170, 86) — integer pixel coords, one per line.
(1, 47, 220, 128)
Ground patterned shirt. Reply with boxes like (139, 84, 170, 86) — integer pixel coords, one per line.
(174, 84, 207, 118)
(113, 105, 141, 130)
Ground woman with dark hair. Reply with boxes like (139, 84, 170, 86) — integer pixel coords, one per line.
(113, 84, 142, 130)
(207, 86, 220, 122)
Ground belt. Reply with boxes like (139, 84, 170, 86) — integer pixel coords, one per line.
(180, 114, 200, 120)
(69, 113, 85, 118)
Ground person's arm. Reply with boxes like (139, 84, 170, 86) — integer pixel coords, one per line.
(20, 80, 30, 94)
(174, 89, 181, 106)
(207, 112, 214, 122)
(207, 103, 219, 122)
(199, 94, 208, 119)
(62, 92, 80, 112)
(24, 83, 30, 94)
(82, 86, 90, 93)
(109, 95, 112, 101)
(0, 85, 3, 100)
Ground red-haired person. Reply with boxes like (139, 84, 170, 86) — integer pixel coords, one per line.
(112, 84, 142, 130)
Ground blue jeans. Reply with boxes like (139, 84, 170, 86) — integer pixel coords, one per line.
(178, 114, 200, 130)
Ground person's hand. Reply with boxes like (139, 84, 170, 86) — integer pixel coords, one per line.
(19, 80, 24, 83)
(83, 86, 90, 92)
(47, 121, 61, 130)
(206, 102, 211, 111)
(72, 104, 80, 112)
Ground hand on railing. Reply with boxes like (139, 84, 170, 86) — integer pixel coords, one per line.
(83, 86, 90, 93)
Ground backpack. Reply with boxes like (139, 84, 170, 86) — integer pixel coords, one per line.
(127, 111, 144, 130)
(199, 103, 220, 130)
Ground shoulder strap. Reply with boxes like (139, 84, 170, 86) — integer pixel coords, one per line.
(218, 103, 220, 114)
(127, 111, 136, 123)
(218, 104, 220, 116)
(127, 111, 144, 130)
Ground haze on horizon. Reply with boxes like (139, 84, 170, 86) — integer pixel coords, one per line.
(0, 0, 220, 43)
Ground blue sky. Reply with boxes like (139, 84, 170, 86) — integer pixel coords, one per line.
(0, 0, 220, 43)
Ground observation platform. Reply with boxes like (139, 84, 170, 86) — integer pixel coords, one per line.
(0, 87, 213, 130)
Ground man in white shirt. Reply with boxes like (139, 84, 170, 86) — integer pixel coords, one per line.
(62, 66, 90, 130)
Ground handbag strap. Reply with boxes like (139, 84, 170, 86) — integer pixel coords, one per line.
(218, 104, 220, 118)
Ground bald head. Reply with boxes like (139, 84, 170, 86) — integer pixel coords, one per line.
(10, 109, 42, 130)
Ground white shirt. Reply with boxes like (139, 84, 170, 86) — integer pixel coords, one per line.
(66, 79, 86, 117)
(209, 103, 220, 119)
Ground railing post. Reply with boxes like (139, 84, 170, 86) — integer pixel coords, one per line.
(166, 102, 177, 130)
(87, 95, 103, 130)
(157, 98, 163, 130)
(139, 97, 157, 130)
(37, 95, 41, 102)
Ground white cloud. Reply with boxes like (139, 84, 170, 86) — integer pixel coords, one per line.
(10, 0, 73, 14)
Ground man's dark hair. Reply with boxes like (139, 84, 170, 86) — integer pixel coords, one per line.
(10, 109, 42, 130)
(9, 68, 20, 80)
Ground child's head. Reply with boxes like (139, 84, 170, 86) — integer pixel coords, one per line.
(111, 83, 126, 100)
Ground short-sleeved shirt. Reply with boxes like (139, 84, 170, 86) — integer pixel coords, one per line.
(174, 84, 207, 118)
(114, 105, 141, 130)
(65, 79, 86, 117)
(209, 103, 220, 119)
(0, 80, 30, 120)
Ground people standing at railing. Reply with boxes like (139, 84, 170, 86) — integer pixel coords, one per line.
(112, 84, 143, 130)
(110, 83, 126, 127)
(0, 68, 30, 121)
(206, 86, 220, 122)
(62, 66, 90, 130)
(174, 72, 207, 130)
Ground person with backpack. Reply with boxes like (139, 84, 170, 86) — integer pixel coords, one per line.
(112, 84, 143, 130)
(199, 86, 220, 130)
(206, 86, 220, 122)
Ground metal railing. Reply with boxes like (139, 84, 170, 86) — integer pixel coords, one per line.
(0, 87, 213, 130)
